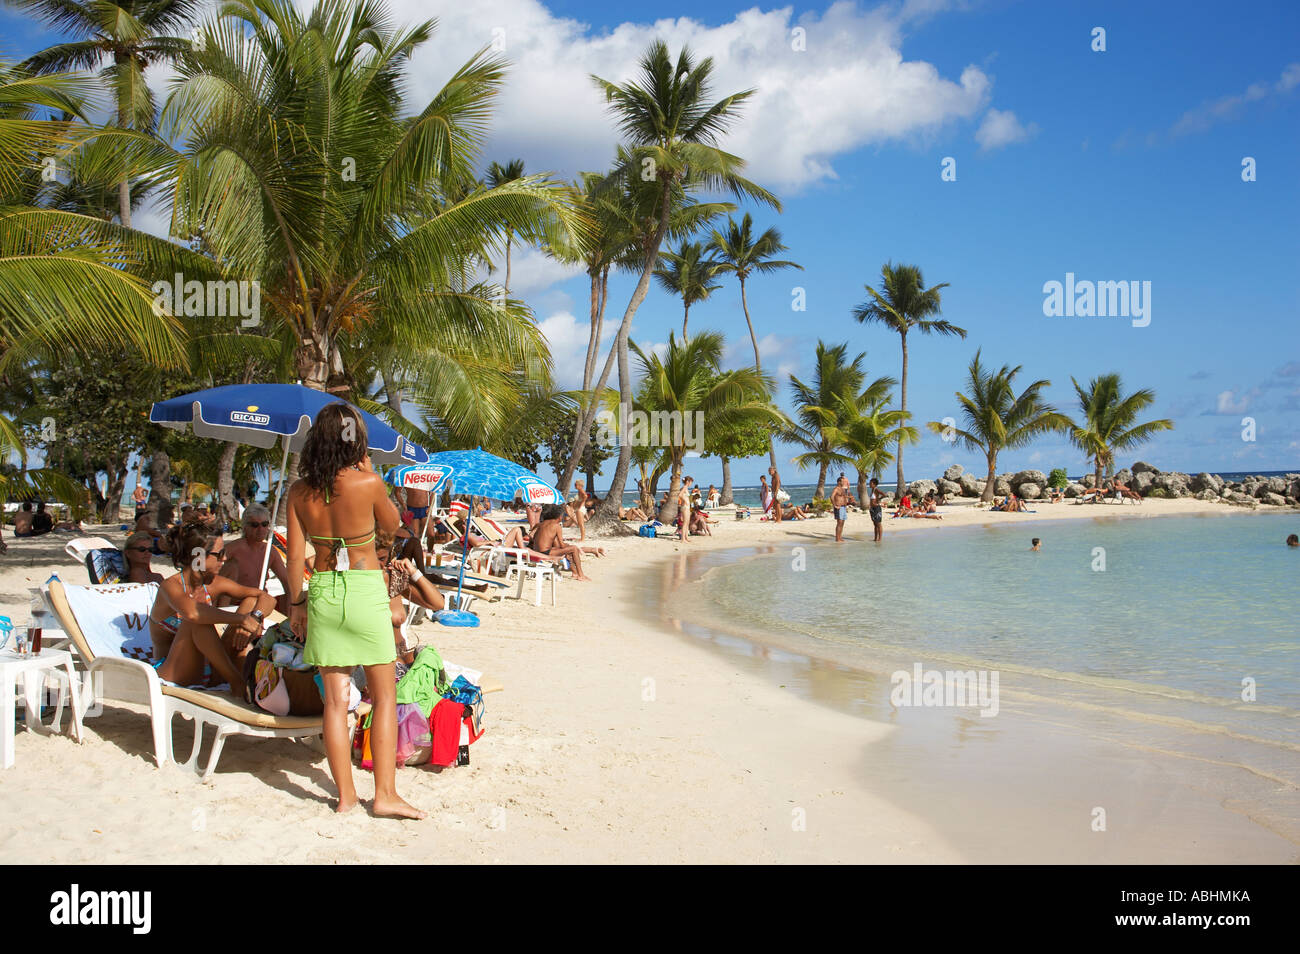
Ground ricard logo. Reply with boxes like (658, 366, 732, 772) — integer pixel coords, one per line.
(230, 406, 271, 426)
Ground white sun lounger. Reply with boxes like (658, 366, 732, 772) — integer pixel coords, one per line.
(43, 580, 323, 780)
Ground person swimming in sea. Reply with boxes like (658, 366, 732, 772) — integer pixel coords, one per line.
(285, 403, 423, 820)
(1030, 537, 1041, 551)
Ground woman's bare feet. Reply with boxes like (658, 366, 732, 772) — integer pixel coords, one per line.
(372, 794, 425, 819)
(336, 796, 360, 814)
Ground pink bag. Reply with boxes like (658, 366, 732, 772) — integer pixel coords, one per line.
(395, 703, 432, 766)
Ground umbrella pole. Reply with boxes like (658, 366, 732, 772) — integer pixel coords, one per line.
(453, 495, 471, 611)
(259, 437, 291, 590)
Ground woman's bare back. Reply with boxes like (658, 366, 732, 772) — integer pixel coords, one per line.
(289, 467, 398, 572)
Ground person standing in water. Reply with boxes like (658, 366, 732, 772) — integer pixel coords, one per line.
(868, 477, 884, 543)
(769, 466, 784, 522)
(286, 404, 422, 819)
(678, 476, 694, 542)
(830, 475, 856, 543)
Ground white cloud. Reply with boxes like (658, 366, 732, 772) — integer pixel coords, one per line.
(535, 310, 591, 389)
(1171, 62, 1300, 136)
(1215, 390, 1250, 415)
(368, 0, 996, 190)
(974, 107, 1037, 151)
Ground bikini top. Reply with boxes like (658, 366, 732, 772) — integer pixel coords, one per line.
(310, 483, 377, 568)
(183, 577, 212, 605)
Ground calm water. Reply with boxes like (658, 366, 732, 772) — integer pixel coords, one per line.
(697, 514, 1300, 725)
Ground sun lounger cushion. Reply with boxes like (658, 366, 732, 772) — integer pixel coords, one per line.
(62, 581, 157, 662)
(160, 685, 322, 729)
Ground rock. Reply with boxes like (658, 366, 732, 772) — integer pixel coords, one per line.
(1065, 482, 1087, 498)
(907, 479, 937, 500)
(994, 474, 1012, 496)
(1289, 478, 1300, 499)
(1012, 470, 1047, 490)
(958, 473, 983, 497)
(937, 479, 963, 497)
(1132, 471, 1155, 494)
(1018, 482, 1043, 500)
(1219, 485, 1234, 497)
(1262, 492, 1287, 506)
(1252, 483, 1273, 499)
(1191, 472, 1224, 493)
(1113, 468, 1133, 487)
(1132, 461, 1158, 475)
(943, 464, 964, 482)
(1227, 491, 1257, 507)
(1266, 476, 1288, 494)
(1081, 474, 1096, 488)
(1195, 488, 1219, 501)
(1154, 473, 1189, 496)
(1242, 481, 1261, 497)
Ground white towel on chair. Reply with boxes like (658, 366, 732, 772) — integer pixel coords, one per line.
(62, 582, 159, 662)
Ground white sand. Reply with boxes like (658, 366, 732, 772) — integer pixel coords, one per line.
(0, 496, 1291, 863)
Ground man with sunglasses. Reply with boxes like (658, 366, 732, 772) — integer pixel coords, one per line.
(219, 503, 290, 614)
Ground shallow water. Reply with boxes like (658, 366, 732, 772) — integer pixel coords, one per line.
(697, 513, 1300, 741)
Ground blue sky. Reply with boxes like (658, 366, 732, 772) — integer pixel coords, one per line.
(5, 0, 1297, 492)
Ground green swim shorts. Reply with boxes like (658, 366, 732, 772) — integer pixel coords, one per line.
(304, 569, 395, 668)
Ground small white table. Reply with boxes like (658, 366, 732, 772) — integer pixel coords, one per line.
(1, 647, 84, 769)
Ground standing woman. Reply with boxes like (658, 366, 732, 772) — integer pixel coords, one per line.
(286, 404, 422, 819)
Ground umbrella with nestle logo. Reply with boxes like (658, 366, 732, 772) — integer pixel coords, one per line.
(387, 448, 562, 626)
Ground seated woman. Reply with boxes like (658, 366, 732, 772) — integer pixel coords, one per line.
(620, 504, 648, 522)
(376, 530, 445, 664)
(785, 504, 810, 519)
(148, 524, 274, 698)
(911, 493, 943, 519)
(688, 508, 712, 535)
(892, 494, 914, 518)
(123, 531, 165, 584)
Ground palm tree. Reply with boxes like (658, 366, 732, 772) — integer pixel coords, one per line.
(840, 398, 914, 508)
(654, 240, 721, 338)
(567, 41, 778, 528)
(0, 63, 193, 371)
(162, 0, 584, 413)
(784, 342, 893, 499)
(485, 158, 525, 294)
(927, 350, 1071, 502)
(7, 0, 203, 226)
(1066, 373, 1174, 485)
(709, 213, 801, 466)
(631, 330, 780, 526)
(853, 262, 965, 499)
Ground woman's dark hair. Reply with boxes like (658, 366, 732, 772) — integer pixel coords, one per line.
(300, 403, 368, 498)
(164, 523, 219, 570)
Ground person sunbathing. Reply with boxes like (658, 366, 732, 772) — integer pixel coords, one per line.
(784, 504, 810, 519)
(912, 494, 943, 518)
(892, 494, 915, 518)
(149, 525, 274, 698)
(620, 505, 648, 522)
(529, 504, 593, 580)
(688, 508, 712, 535)
(124, 531, 165, 584)
(1112, 479, 1142, 503)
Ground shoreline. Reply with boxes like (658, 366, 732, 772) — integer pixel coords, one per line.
(0, 498, 1295, 863)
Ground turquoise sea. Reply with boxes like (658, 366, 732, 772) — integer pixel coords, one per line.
(692, 513, 1300, 741)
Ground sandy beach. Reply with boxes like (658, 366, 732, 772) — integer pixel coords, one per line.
(2, 496, 1295, 864)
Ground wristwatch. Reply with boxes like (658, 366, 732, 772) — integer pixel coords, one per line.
(249, 609, 265, 624)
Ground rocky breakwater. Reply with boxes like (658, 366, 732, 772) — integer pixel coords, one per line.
(923, 462, 1300, 508)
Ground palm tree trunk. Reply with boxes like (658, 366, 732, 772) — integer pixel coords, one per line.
(720, 457, 733, 505)
(896, 332, 908, 501)
(382, 372, 402, 416)
(115, 54, 132, 229)
(815, 460, 828, 500)
(217, 441, 239, 526)
(658, 461, 683, 525)
(147, 450, 171, 527)
(683, 301, 690, 339)
(504, 228, 513, 296)
(856, 469, 868, 508)
(589, 315, 635, 532)
(561, 179, 673, 494)
(738, 276, 776, 469)
(983, 454, 998, 503)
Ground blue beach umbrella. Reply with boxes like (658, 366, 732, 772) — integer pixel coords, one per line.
(388, 449, 562, 626)
(150, 383, 429, 584)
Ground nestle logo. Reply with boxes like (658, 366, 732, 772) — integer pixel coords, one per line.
(230, 411, 270, 425)
(525, 484, 550, 500)
(408, 471, 443, 486)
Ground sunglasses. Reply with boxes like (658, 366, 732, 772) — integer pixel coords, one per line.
(207, 549, 229, 562)
(246, 520, 270, 528)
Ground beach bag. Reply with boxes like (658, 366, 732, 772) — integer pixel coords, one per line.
(395, 703, 433, 766)
(637, 522, 661, 538)
(244, 623, 324, 716)
(444, 674, 484, 735)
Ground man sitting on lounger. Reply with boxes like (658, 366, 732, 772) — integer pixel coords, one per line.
(220, 503, 291, 613)
(529, 504, 593, 581)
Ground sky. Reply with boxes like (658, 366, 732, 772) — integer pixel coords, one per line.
(4, 0, 1298, 493)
